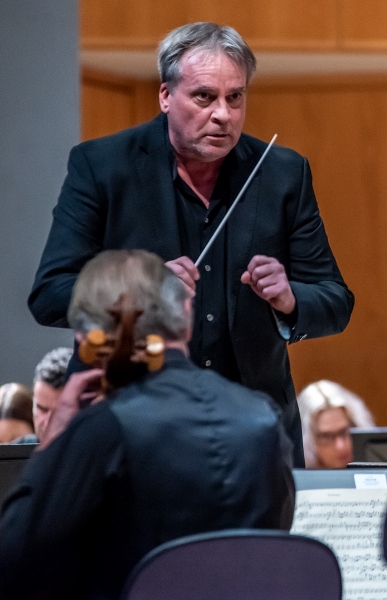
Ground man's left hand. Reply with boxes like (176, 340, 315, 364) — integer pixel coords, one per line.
(241, 255, 296, 314)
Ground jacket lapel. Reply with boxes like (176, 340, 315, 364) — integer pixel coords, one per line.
(135, 114, 182, 261)
(226, 139, 263, 330)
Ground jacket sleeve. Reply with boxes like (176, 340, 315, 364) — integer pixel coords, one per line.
(28, 144, 107, 327)
(285, 157, 354, 342)
(274, 423, 296, 530)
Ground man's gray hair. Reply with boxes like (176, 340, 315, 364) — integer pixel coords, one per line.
(68, 249, 191, 342)
(34, 347, 73, 389)
(297, 380, 375, 468)
(158, 22, 256, 88)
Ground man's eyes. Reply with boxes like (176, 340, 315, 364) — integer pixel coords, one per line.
(195, 92, 212, 101)
(194, 92, 243, 103)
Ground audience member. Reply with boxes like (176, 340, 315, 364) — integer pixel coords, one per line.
(297, 379, 375, 469)
(0, 249, 295, 600)
(33, 347, 73, 441)
(0, 384, 34, 443)
(12, 347, 73, 444)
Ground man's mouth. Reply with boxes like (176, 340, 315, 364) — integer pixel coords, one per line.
(205, 133, 228, 139)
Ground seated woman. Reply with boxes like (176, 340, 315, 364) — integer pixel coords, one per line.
(297, 380, 375, 468)
(0, 383, 34, 443)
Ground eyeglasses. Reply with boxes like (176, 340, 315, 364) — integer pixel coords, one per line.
(315, 426, 351, 446)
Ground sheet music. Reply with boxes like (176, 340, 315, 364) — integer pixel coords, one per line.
(291, 489, 387, 600)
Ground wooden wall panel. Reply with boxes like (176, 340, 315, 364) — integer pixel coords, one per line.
(80, 0, 338, 50)
(188, 0, 338, 49)
(81, 0, 188, 48)
(81, 70, 387, 425)
(82, 78, 134, 140)
(82, 70, 159, 140)
(339, 0, 387, 49)
(80, 0, 387, 50)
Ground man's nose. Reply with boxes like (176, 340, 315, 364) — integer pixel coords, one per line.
(211, 98, 230, 122)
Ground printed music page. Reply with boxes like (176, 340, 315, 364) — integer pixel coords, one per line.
(291, 488, 387, 599)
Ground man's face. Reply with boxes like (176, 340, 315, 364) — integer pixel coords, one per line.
(33, 381, 63, 441)
(159, 50, 247, 163)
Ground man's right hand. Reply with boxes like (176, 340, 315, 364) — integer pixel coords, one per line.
(165, 256, 200, 297)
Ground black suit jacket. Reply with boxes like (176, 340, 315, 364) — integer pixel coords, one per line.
(0, 351, 295, 600)
(28, 114, 354, 464)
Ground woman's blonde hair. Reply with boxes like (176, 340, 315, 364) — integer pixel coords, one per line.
(297, 380, 375, 468)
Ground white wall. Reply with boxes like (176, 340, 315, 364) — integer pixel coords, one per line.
(0, 0, 79, 384)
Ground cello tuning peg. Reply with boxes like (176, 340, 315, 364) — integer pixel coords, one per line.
(145, 335, 165, 371)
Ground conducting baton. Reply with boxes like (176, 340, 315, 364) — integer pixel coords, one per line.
(195, 133, 278, 267)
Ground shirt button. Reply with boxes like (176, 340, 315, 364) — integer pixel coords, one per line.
(204, 217, 209, 224)
(205, 359, 212, 367)
(207, 314, 214, 322)
(295, 333, 308, 342)
(204, 265, 211, 272)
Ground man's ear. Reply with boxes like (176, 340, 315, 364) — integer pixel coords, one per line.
(159, 83, 170, 114)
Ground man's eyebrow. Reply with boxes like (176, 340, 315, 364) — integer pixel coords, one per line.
(191, 85, 246, 94)
(227, 86, 247, 94)
(191, 85, 216, 93)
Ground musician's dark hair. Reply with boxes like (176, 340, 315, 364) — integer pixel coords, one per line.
(68, 249, 191, 342)
(158, 22, 256, 88)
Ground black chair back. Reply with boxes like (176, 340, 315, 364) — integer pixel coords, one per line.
(121, 529, 342, 600)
